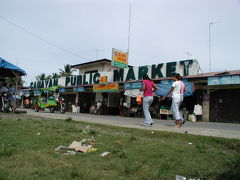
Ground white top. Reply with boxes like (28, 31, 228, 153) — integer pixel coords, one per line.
(172, 81, 181, 99)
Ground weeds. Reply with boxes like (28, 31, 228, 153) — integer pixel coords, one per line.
(129, 135, 137, 142)
(119, 151, 128, 159)
(88, 129, 97, 135)
(196, 143, 208, 153)
(65, 117, 72, 122)
(0, 144, 15, 156)
(0, 117, 239, 179)
(123, 160, 142, 174)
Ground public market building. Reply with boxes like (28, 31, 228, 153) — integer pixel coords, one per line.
(29, 59, 240, 123)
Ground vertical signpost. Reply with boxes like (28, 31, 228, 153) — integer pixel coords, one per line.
(112, 48, 128, 68)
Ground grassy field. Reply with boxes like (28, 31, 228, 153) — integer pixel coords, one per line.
(0, 114, 240, 180)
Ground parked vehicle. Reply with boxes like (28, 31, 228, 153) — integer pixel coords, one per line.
(34, 87, 65, 114)
(57, 96, 66, 114)
(0, 92, 11, 112)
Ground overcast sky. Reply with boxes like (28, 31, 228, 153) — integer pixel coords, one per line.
(1, 0, 240, 85)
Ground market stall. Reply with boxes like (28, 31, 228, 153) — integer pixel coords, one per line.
(0, 57, 27, 110)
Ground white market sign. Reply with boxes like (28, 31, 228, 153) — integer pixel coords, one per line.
(30, 59, 198, 89)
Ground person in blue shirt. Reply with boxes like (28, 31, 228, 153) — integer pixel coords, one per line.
(8, 84, 15, 105)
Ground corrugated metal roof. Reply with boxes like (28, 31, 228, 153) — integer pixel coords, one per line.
(71, 59, 111, 68)
(186, 70, 240, 79)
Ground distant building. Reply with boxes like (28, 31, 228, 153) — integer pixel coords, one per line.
(71, 58, 118, 74)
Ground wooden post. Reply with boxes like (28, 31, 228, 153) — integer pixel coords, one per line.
(12, 71, 19, 111)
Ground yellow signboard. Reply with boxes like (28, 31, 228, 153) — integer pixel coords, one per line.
(99, 76, 107, 84)
(93, 83, 119, 92)
(112, 48, 128, 68)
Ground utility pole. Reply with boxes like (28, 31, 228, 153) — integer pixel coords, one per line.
(209, 22, 213, 72)
(127, 4, 132, 62)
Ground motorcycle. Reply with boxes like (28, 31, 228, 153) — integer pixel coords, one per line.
(0, 92, 11, 112)
(57, 97, 66, 114)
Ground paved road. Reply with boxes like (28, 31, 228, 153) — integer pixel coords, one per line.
(20, 109, 240, 140)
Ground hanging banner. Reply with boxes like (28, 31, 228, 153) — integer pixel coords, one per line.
(208, 75, 240, 85)
(112, 48, 128, 68)
(124, 82, 143, 89)
(93, 83, 119, 92)
(59, 88, 67, 93)
(73, 87, 85, 92)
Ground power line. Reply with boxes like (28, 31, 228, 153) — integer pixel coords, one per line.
(0, 15, 90, 61)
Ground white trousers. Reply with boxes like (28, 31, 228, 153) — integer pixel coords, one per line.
(171, 98, 181, 120)
(143, 96, 153, 125)
(180, 95, 184, 122)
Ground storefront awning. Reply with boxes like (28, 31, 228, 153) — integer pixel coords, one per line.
(0, 57, 27, 77)
(124, 89, 143, 98)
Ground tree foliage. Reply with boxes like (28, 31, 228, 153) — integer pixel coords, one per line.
(5, 77, 24, 86)
(35, 73, 52, 81)
(59, 64, 75, 77)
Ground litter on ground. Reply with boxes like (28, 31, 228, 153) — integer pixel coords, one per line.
(75, 145, 93, 153)
(82, 130, 87, 134)
(81, 139, 87, 143)
(55, 138, 97, 155)
(87, 147, 97, 153)
(100, 152, 111, 157)
(68, 141, 83, 150)
(55, 145, 66, 151)
(68, 140, 96, 153)
(64, 150, 76, 156)
(176, 175, 187, 180)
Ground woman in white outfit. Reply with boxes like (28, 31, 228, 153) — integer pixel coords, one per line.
(163, 73, 182, 128)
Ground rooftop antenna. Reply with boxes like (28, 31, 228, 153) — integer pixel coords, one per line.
(95, 49, 104, 59)
(209, 21, 222, 72)
(185, 52, 192, 59)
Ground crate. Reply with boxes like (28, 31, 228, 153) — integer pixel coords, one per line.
(160, 109, 172, 115)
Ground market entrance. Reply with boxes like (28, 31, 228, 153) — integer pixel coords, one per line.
(78, 92, 95, 113)
(210, 89, 240, 123)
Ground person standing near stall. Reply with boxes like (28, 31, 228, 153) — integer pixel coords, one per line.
(163, 73, 182, 128)
(8, 84, 15, 108)
(141, 74, 158, 126)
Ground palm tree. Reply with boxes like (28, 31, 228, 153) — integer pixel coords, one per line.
(51, 73, 60, 79)
(59, 64, 75, 77)
(35, 73, 52, 81)
(5, 77, 24, 86)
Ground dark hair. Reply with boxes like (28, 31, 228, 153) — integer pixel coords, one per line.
(143, 74, 151, 81)
(172, 73, 181, 79)
(178, 76, 183, 81)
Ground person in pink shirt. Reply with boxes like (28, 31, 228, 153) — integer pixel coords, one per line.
(141, 74, 158, 126)
(178, 76, 185, 124)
